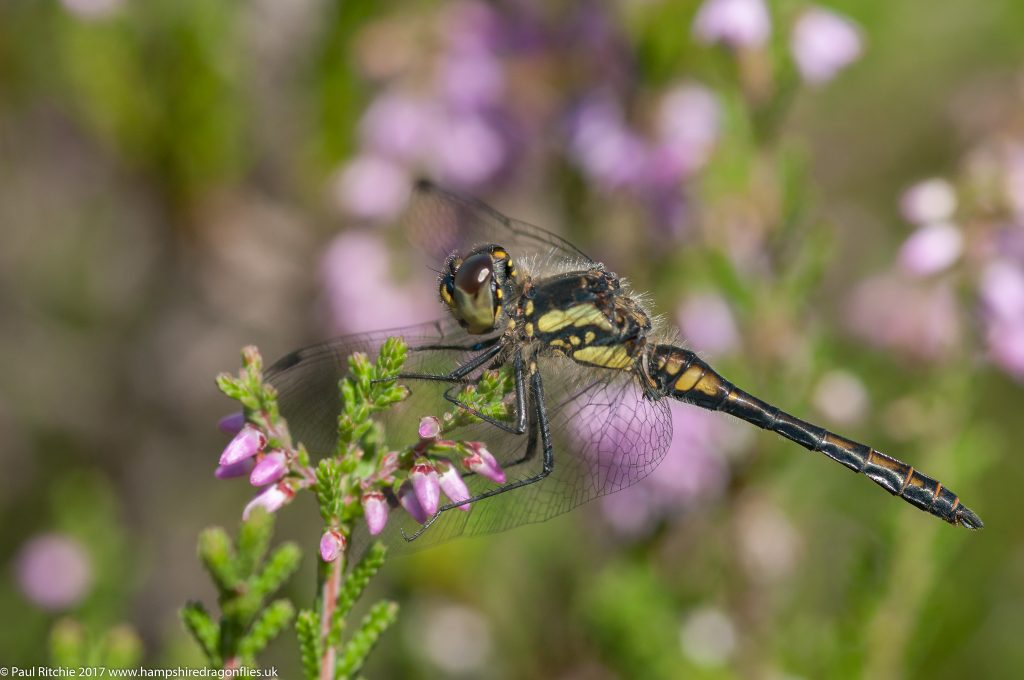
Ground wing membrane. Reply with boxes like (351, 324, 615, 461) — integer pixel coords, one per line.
(403, 180, 594, 266)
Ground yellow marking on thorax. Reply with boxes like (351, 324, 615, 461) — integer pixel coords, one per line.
(524, 300, 534, 316)
(536, 303, 614, 333)
(525, 322, 534, 337)
(573, 345, 634, 370)
(584, 331, 596, 344)
(569, 335, 581, 346)
(674, 365, 704, 391)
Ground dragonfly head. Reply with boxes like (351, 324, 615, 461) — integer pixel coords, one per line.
(439, 245, 516, 334)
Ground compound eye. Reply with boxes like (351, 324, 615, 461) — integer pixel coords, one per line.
(453, 253, 494, 297)
(451, 253, 497, 334)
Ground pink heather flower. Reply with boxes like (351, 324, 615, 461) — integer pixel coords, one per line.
(418, 416, 442, 440)
(319, 530, 346, 563)
(790, 7, 863, 86)
(362, 491, 390, 535)
(410, 460, 441, 516)
(398, 481, 429, 524)
(438, 462, 472, 511)
(899, 178, 957, 225)
(16, 533, 93, 611)
(440, 51, 505, 111)
(986, 319, 1024, 379)
(569, 95, 649, 190)
(980, 260, 1024, 323)
(678, 293, 739, 355)
(845, 272, 961, 362)
(61, 0, 123, 19)
(214, 458, 255, 480)
(430, 114, 506, 187)
(811, 370, 869, 426)
(461, 442, 506, 484)
(655, 83, 721, 180)
(217, 411, 245, 436)
(692, 0, 771, 50)
(359, 92, 437, 162)
(219, 425, 266, 466)
(331, 154, 411, 222)
(898, 223, 964, 276)
(321, 230, 438, 334)
(249, 451, 288, 487)
(243, 483, 294, 520)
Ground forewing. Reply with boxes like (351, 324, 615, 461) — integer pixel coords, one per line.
(403, 180, 594, 266)
(265, 317, 490, 455)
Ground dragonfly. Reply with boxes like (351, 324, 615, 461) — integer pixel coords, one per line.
(265, 180, 982, 551)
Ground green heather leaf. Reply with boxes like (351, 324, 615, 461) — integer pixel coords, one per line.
(336, 601, 399, 680)
(180, 602, 220, 666)
(236, 507, 274, 580)
(295, 609, 322, 680)
(315, 458, 344, 523)
(197, 527, 238, 592)
(237, 599, 295, 661)
(250, 543, 302, 602)
(216, 374, 245, 401)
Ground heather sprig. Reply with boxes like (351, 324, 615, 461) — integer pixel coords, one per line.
(180, 508, 300, 668)
(185, 338, 514, 677)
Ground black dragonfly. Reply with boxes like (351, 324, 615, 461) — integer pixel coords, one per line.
(265, 180, 982, 551)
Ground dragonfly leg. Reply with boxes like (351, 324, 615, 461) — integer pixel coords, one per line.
(391, 341, 505, 385)
(441, 347, 528, 435)
(402, 361, 554, 542)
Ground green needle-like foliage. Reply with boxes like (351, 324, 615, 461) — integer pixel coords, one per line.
(295, 609, 322, 680)
(336, 601, 400, 680)
(181, 508, 300, 667)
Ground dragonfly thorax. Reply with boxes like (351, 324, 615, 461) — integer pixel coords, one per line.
(439, 244, 519, 335)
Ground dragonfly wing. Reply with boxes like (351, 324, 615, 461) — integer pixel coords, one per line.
(265, 317, 489, 455)
(364, 356, 673, 555)
(402, 180, 595, 267)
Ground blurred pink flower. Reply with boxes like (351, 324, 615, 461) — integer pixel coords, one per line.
(677, 292, 740, 355)
(440, 51, 505, 111)
(16, 533, 93, 611)
(321, 230, 438, 334)
(979, 260, 1024, 379)
(359, 93, 438, 162)
(568, 95, 649, 190)
(692, 0, 771, 50)
(790, 7, 863, 85)
(430, 114, 506, 187)
(899, 178, 957, 225)
(61, 0, 122, 19)
(655, 83, 721, 180)
(811, 370, 869, 426)
(331, 155, 411, 222)
(1003, 146, 1024, 224)
(979, 260, 1024, 322)
(362, 491, 390, 535)
(898, 222, 964, 276)
(845, 271, 961, 362)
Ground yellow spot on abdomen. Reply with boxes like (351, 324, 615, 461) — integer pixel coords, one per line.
(674, 365, 704, 392)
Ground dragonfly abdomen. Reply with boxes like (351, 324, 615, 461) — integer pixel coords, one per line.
(647, 344, 983, 530)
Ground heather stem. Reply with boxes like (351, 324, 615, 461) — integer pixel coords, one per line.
(318, 554, 344, 680)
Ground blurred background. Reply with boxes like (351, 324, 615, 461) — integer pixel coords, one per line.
(2, 0, 1024, 677)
